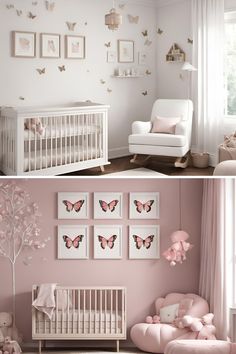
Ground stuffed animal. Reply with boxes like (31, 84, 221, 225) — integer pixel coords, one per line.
(0, 336, 22, 354)
(177, 313, 216, 340)
(0, 313, 22, 345)
(163, 231, 193, 266)
(25, 118, 45, 135)
(145, 315, 160, 324)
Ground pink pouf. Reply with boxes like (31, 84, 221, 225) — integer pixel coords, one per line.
(165, 340, 236, 354)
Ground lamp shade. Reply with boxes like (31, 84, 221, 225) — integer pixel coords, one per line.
(170, 230, 189, 243)
(181, 62, 197, 72)
(105, 8, 122, 31)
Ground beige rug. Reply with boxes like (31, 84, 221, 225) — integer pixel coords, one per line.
(103, 168, 165, 177)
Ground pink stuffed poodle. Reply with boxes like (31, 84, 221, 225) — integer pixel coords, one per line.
(145, 315, 160, 324)
(176, 313, 216, 340)
(163, 231, 193, 266)
(0, 337, 22, 354)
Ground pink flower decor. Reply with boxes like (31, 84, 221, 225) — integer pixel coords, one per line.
(162, 230, 193, 266)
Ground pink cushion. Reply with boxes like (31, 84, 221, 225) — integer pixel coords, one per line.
(178, 298, 193, 317)
(151, 116, 180, 134)
(165, 340, 232, 354)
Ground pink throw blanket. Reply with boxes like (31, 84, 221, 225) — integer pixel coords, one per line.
(32, 283, 57, 320)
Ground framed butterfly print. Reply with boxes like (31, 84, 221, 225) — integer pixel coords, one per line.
(58, 225, 89, 259)
(94, 192, 123, 219)
(58, 192, 89, 219)
(129, 225, 160, 259)
(12, 31, 36, 58)
(94, 225, 122, 259)
(118, 40, 134, 63)
(129, 192, 159, 219)
(65, 35, 85, 59)
(40, 33, 61, 58)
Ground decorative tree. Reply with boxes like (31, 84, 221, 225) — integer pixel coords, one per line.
(0, 181, 47, 324)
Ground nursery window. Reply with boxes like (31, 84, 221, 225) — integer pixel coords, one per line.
(225, 12, 236, 117)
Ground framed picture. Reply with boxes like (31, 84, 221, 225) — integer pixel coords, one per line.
(107, 51, 117, 63)
(129, 225, 160, 259)
(118, 40, 134, 63)
(94, 225, 122, 259)
(12, 31, 36, 58)
(94, 192, 123, 219)
(129, 192, 159, 219)
(58, 192, 89, 219)
(65, 35, 85, 59)
(40, 33, 61, 58)
(58, 225, 89, 259)
(138, 51, 147, 65)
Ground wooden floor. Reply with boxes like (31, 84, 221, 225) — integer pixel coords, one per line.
(63, 155, 214, 177)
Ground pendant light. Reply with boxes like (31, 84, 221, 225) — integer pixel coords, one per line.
(105, 0, 122, 31)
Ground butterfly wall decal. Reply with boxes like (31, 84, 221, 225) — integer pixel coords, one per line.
(19, 96, 25, 101)
(105, 42, 111, 48)
(16, 10, 22, 16)
(144, 39, 152, 46)
(28, 12, 37, 19)
(134, 200, 154, 213)
(45, 1, 55, 11)
(142, 90, 148, 96)
(58, 65, 66, 72)
(98, 235, 117, 249)
(188, 38, 193, 44)
(6, 4, 14, 9)
(63, 200, 84, 213)
(100, 79, 106, 84)
(157, 28, 163, 35)
(142, 30, 148, 37)
(99, 200, 119, 212)
(63, 235, 84, 249)
(118, 4, 125, 10)
(146, 70, 151, 75)
(32, 1, 38, 5)
(107, 88, 112, 93)
(36, 68, 46, 75)
(66, 22, 77, 31)
(128, 14, 139, 24)
(133, 235, 154, 249)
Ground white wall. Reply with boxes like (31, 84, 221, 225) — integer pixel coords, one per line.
(0, 0, 157, 158)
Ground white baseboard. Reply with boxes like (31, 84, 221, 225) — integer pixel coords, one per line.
(108, 146, 130, 160)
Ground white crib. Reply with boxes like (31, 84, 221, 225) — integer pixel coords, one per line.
(32, 286, 127, 353)
(0, 102, 110, 176)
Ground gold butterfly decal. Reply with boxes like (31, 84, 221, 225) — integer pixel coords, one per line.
(32, 1, 38, 5)
(142, 90, 148, 96)
(36, 68, 46, 75)
(157, 28, 163, 35)
(16, 9, 22, 16)
(142, 30, 148, 37)
(105, 42, 111, 48)
(128, 14, 139, 24)
(6, 4, 14, 9)
(58, 65, 66, 72)
(19, 96, 25, 101)
(45, 1, 55, 11)
(179, 74, 184, 80)
(144, 39, 152, 46)
(107, 88, 112, 93)
(100, 79, 106, 85)
(66, 22, 77, 31)
(146, 70, 151, 75)
(118, 4, 125, 10)
(84, 22, 88, 26)
(188, 38, 193, 44)
(28, 12, 37, 19)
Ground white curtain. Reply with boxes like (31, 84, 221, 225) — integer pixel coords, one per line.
(192, 0, 225, 166)
(199, 179, 234, 340)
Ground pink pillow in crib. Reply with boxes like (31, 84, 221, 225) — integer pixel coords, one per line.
(151, 116, 181, 134)
(178, 298, 193, 317)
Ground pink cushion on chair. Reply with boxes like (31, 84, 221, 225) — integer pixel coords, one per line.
(164, 340, 232, 354)
(151, 116, 181, 134)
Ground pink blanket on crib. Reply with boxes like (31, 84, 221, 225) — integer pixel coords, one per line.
(32, 283, 57, 320)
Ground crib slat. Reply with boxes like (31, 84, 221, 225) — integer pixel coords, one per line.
(110, 289, 112, 334)
(83, 290, 86, 334)
(116, 290, 118, 334)
(45, 117, 48, 170)
(55, 117, 58, 167)
(100, 289, 102, 334)
(34, 122, 37, 171)
(78, 289, 80, 334)
(56, 289, 58, 334)
(89, 289, 91, 334)
(60, 116, 63, 166)
(50, 116, 53, 168)
(40, 118, 43, 170)
(94, 290, 97, 334)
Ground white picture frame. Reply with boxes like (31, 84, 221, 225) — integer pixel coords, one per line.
(107, 51, 117, 63)
(65, 35, 85, 59)
(58, 225, 89, 259)
(129, 225, 160, 259)
(138, 51, 147, 65)
(129, 192, 159, 219)
(40, 33, 61, 58)
(94, 225, 122, 259)
(58, 192, 89, 219)
(94, 192, 123, 219)
(118, 40, 134, 63)
(12, 31, 36, 58)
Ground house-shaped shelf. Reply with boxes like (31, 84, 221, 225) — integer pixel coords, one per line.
(166, 43, 185, 63)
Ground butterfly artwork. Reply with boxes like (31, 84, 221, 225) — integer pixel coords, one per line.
(6, 4, 14, 9)
(118, 3, 125, 10)
(62, 200, 84, 213)
(45, 1, 55, 11)
(16, 10, 23, 16)
(99, 200, 119, 213)
(128, 14, 139, 24)
(98, 235, 117, 249)
(144, 39, 152, 46)
(19, 96, 25, 101)
(107, 88, 112, 93)
(63, 235, 84, 249)
(66, 22, 77, 31)
(58, 65, 66, 72)
(134, 200, 154, 213)
(105, 41, 111, 48)
(28, 12, 37, 19)
(157, 28, 163, 35)
(100, 79, 106, 85)
(133, 235, 154, 249)
(142, 30, 148, 37)
(146, 70, 151, 75)
(36, 68, 46, 75)
(142, 90, 148, 96)
(188, 38, 193, 44)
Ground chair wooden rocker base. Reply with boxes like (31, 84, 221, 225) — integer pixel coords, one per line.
(130, 151, 190, 169)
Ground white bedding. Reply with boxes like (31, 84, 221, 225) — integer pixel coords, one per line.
(37, 310, 122, 322)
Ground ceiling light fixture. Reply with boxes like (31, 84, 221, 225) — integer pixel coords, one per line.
(105, 0, 122, 31)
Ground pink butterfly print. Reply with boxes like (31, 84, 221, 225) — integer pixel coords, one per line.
(133, 235, 154, 249)
(98, 235, 117, 249)
(63, 200, 85, 212)
(99, 200, 119, 212)
(134, 200, 154, 213)
(63, 235, 84, 249)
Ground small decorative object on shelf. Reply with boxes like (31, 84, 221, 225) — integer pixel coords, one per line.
(166, 43, 185, 62)
(112, 67, 143, 78)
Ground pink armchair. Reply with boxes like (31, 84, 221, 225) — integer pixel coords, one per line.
(130, 293, 211, 354)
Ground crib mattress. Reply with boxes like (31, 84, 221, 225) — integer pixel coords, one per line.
(37, 310, 122, 322)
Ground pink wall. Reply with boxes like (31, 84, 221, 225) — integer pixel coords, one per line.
(0, 178, 203, 346)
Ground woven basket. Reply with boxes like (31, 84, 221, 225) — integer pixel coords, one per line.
(191, 152, 209, 168)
